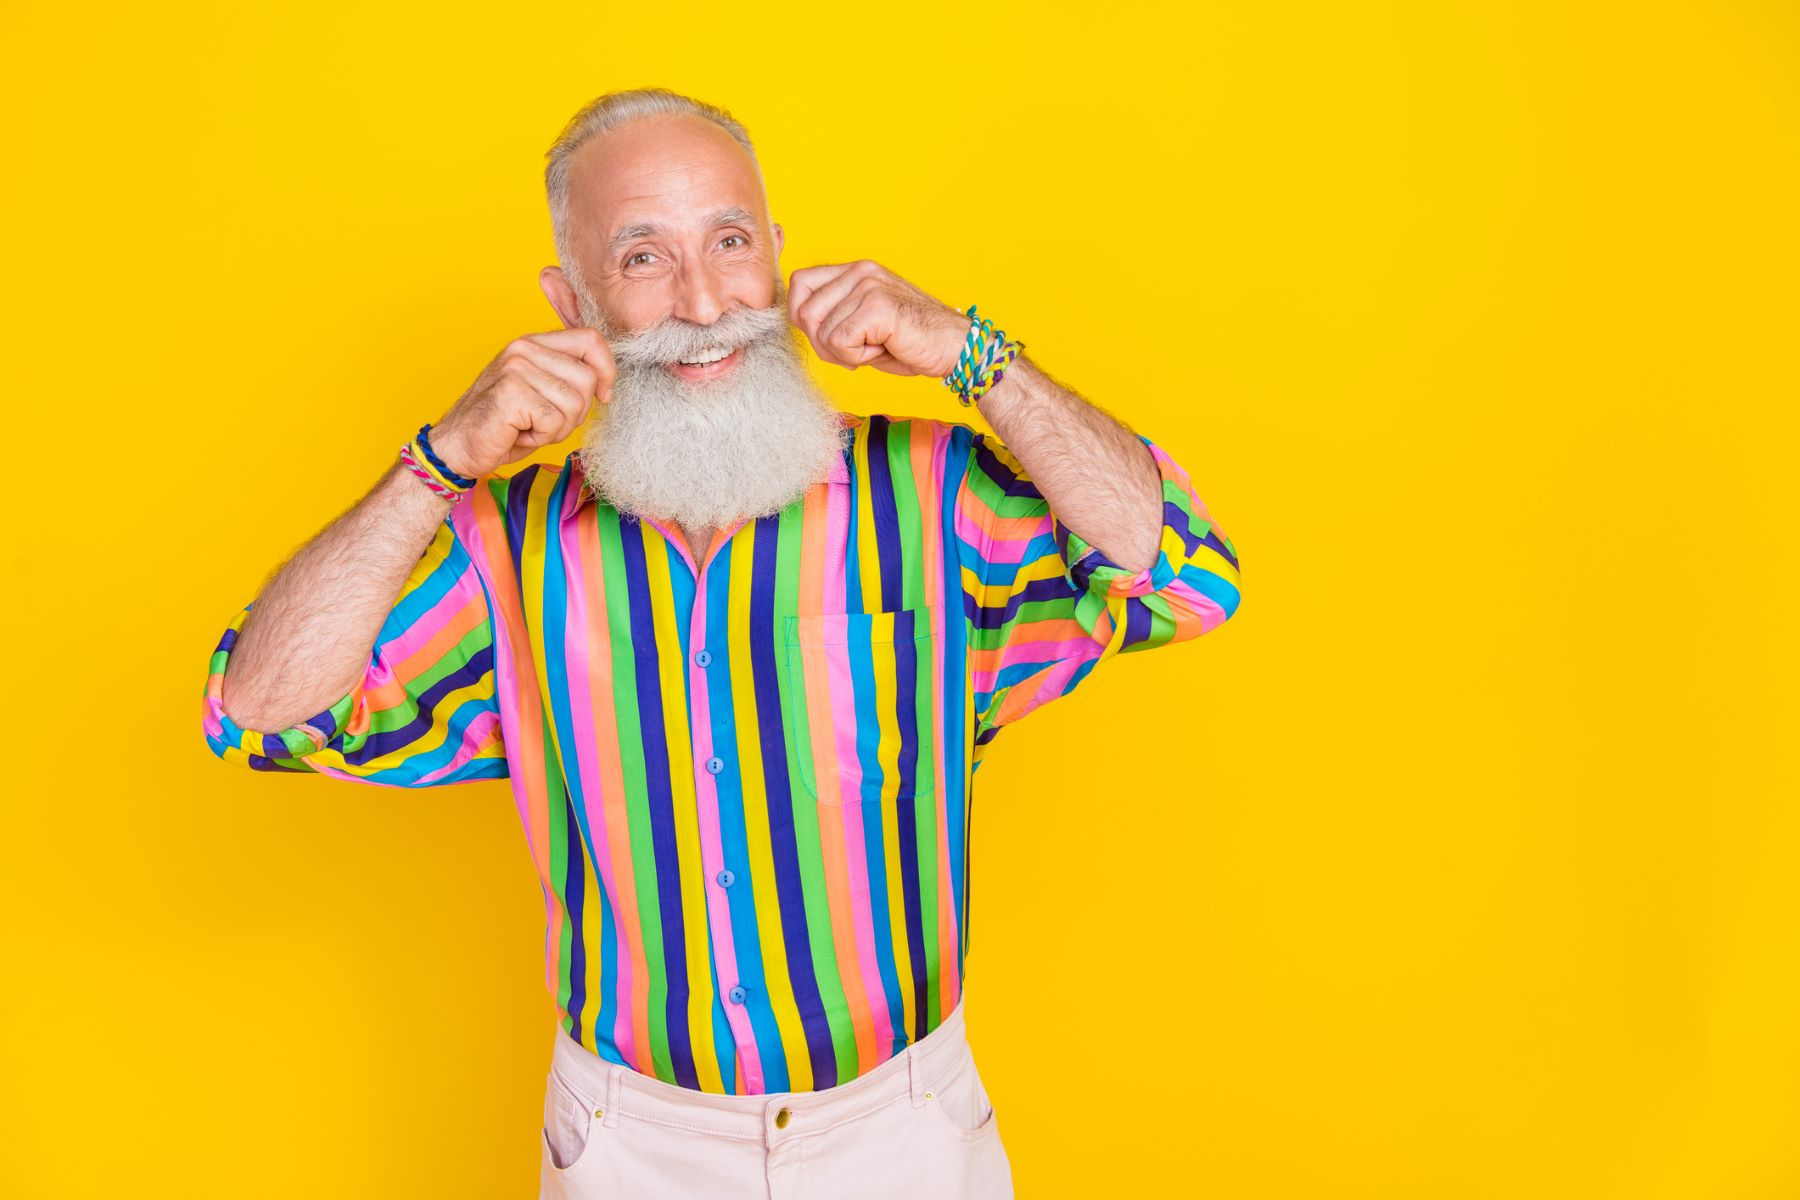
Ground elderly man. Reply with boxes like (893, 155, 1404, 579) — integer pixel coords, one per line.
(202, 88, 1242, 1198)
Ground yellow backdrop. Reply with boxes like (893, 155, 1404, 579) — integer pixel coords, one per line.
(5, 1, 1797, 1195)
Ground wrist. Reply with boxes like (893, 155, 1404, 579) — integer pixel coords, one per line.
(424, 424, 481, 482)
(398, 424, 478, 505)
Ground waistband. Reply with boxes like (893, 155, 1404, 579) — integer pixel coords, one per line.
(547, 1001, 971, 1147)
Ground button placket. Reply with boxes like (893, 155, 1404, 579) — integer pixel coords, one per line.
(684, 560, 765, 1093)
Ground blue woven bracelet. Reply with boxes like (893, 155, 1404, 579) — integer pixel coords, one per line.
(417, 423, 477, 488)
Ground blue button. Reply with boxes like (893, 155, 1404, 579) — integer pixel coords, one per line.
(695, 649, 712, 668)
(716, 869, 735, 888)
(705, 756, 725, 775)
(728, 985, 747, 1005)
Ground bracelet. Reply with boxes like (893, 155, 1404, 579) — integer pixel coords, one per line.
(941, 304, 1024, 407)
(399, 437, 470, 502)
(416, 423, 477, 488)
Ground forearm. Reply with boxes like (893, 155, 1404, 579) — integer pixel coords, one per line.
(218, 462, 456, 732)
(975, 354, 1163, 574)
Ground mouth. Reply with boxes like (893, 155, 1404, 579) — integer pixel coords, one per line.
(667, 344, 744, 382)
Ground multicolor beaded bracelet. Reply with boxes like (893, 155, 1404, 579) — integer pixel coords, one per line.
(942, 304, 1024, 407)
(398, 423, 474, 502)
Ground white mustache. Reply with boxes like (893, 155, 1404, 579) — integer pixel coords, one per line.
(605, 302, 793, 367)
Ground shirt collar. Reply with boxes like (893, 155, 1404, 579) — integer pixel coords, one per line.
(559, 410, 858, 524)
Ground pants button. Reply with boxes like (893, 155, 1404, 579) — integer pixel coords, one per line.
(775, 1107, 792, 1129)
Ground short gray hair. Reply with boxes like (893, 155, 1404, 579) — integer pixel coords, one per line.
(544, 88, 763, 297)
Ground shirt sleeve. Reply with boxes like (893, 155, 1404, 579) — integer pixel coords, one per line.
(951, 425, 1243, 761)
(201, 514, 508, 786)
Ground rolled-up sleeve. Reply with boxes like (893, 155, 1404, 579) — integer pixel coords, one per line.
(201, 516, 508, 787)
(951, 426, 1242, 758)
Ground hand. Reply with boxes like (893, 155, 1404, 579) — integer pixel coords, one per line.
(787, 260, 971, 379)
(429, 328, 616, 479)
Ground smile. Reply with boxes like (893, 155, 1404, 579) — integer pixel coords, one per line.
(669, 345, 744, 381)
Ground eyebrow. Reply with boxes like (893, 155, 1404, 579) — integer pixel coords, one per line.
(607, 206, 756, 252)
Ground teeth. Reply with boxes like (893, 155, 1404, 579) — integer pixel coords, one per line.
(679, 346, 733, 366)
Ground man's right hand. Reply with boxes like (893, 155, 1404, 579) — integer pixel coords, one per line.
(429, 327, 616, 480)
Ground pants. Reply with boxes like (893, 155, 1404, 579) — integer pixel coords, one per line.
(539, 999, 1014, 1198)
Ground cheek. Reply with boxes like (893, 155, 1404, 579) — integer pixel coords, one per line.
(723, 261, 779, 309)
(607, 284, 673, 329)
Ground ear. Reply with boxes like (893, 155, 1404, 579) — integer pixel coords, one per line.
(772, 221, 784, 261)
(539, 265, 584, 328)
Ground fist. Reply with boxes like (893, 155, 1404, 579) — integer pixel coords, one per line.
(428, 328, 616, 480)
(787, 260, 970, 379)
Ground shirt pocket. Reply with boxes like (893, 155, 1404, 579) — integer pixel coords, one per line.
(782, 604, 939, 807)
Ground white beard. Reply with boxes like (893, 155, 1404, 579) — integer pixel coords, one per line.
(572, 285, 849, 532)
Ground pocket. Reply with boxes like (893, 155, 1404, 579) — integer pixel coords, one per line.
(782, 605, 939, 807)
(925, 1045, 1000, 1142)
(541, 1062, 601, 1174)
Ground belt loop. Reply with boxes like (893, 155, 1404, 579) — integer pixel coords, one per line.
(908, 1039, 930, 1108)
(601, 1064, 623, 1128)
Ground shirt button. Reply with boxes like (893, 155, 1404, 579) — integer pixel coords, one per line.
(695, 648, 712, 668)
(716, 869, 735, 888)
(705, 756, 725, 775)
(728, 985, 747, 1005)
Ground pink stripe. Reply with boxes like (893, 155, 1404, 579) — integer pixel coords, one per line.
(380, 578, 477, 663)
(452, 495, 557, 995)
(827, 429, 896, 1050)
(834, 773, 897, 1054)
(919, 424, 961, 1013)
(412, 709, 503, 784)
(686, 562, 765, 1091)
(557, 514, 636, 1063)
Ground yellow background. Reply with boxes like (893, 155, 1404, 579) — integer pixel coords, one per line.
(4, 1, 1797, 1195)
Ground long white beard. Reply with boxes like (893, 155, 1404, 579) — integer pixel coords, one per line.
(572, 285, 849, 532)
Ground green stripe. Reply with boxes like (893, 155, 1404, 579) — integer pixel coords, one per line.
(596, 504, 676, 1084)
(774, 499, 858, 1079)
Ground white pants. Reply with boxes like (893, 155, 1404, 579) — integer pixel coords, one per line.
(539, 1000, 1013, 1198)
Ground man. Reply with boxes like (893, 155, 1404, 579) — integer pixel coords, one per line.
(201, 87, 1243, 1198)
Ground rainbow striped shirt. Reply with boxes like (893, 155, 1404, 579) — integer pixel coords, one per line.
(202, 412, 1242, 1094)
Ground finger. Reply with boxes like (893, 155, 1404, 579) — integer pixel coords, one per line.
(505, 337, 602, 411)
(786, 263, 855, 327)
(820, 291, 894, 368)
(509, 357, 587, 440)
(846, 343, 888, 366)
(526, 327, 617, 401)
(793, 269, 871, 345)
(812, 290, 872, 366)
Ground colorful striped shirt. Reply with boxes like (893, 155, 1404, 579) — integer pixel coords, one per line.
(202, 412, 1243, 1095)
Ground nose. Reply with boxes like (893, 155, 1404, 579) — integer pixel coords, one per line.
(671, 253, 727, 328)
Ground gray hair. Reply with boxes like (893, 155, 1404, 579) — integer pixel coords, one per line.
(544, 88, 763, 297)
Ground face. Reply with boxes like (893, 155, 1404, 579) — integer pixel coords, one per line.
(545, 113, 848, 534)
(542, 112, 784, 387)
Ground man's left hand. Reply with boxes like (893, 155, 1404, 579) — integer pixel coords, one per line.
(787, 261, 970, 379)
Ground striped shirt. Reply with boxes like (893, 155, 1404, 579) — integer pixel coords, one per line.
(202, 412, 1242, 1095)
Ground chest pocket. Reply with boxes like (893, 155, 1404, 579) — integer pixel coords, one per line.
(782, 605, 939, 806)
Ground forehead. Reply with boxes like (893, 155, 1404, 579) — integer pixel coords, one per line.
(566, 114, 767, 240)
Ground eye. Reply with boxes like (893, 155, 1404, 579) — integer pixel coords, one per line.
(719, 234, 747, 250)
(626, 251, 656, 267)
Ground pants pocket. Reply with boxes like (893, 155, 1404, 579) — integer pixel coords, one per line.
(925, 1045, 1000, 1142)
(541, 1063, 599, 1172)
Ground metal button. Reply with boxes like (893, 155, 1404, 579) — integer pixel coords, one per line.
(705, 756, 724, 775)
(775, 1107, 792, 1129)
(695, 649, 712, 668)
(716, 869, 735, 888)
(728, 985, 747, 1005)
